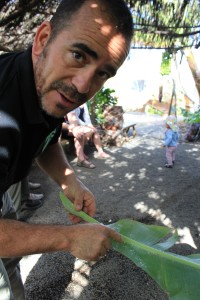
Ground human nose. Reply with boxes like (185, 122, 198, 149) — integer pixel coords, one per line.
(71, 69, 94, 94)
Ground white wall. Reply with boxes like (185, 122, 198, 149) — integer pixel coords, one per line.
(105, 48, 200, 112)
(105, 48, 163, 111)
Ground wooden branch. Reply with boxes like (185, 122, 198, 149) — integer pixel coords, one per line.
(134, 23, 200, 30)
(134, 28, 200, 38)
(0, 0, 42, 26)
(0, 44, 12, 52)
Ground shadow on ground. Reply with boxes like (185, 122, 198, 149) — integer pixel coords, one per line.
(21, 117, 200, 300)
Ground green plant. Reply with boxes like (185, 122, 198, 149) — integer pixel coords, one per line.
(160, 51, 173, 76)
(182, 107, 200, 124)
(88, 87, 118, 125)
(60, 192, 200, 300)
(146, 105, 163, 116)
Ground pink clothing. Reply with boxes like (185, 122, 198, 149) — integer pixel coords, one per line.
(166, 146, 176, 166)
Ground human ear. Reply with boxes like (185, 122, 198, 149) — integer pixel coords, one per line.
(32, 21, 52, 56)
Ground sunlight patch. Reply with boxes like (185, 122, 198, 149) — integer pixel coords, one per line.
(194, 222, 200, 232)
(65, 259, 94, 298)
(146, 145, 156, 150)
(134, 201, 148, 213)
(185, 147, 199, 153)
(125, 172, 135, 180)
(178, 227, 197, 249)
(99, 171, 113, 178)
(134, 202, 172, 227)
(109, 185, 116, 191)
(113, 161, 128, 167)
(20, 254, 42, 283)
(138, 168, 146, 179)
(147, 191, 160, 200)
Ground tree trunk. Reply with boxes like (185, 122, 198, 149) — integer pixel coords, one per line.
(183, 49, 200, 102)
(168, 79, 176, 116)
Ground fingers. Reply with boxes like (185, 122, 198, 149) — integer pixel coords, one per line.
(73, 188, 96, 216)
(99, 247, 108, 260)
(108, 228, 123, 243)
(96, 229, 122, 260)
(93, 226, 122, 259)
(63, 181, 96, 225)
(67, 224, 122, 261)
(73, 198, 82, 211)
(95, 227, 122, 260)
(69, 214, 83, 224)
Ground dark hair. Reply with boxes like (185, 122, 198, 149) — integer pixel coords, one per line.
(49, 0, 133, 43)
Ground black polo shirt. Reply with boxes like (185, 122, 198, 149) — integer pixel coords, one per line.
(0, 47, 64, 208)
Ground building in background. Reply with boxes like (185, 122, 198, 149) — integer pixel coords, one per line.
(105, 48, 200, 114)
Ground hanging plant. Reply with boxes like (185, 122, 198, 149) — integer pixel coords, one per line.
(160, 50, 173, 76)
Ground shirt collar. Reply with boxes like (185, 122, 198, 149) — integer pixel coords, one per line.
(17, 47, 47, 125)
(17, 47, 64, 127)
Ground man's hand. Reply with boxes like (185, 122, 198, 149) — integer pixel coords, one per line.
(67, 223, 122, 261)
(63, 177, 96, 223)
(0, 220, 121, 260)
(36, 142, 95, 223)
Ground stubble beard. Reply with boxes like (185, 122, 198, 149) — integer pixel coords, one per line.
(34, 48, 88, 118)
(39, 80, 87, 118)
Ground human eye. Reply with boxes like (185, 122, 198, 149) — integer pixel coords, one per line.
(72, 51, 85, 63)
(98, 64, 116, 80)
(98, 70, 110, 80)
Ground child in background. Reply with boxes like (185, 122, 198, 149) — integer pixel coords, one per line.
(161, 115, 179, 168)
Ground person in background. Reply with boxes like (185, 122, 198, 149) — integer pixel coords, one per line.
(28, 181, 41, 190)
(161, 115, 179, 168)
(0, 0, 132, 298)
(185, 122, 200, 142)
(8, 177, 44, 219)
(21, 177, 44, 210)
(64, 103, 110, 169)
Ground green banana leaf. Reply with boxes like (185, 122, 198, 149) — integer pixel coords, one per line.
(60, 192, 200, 300)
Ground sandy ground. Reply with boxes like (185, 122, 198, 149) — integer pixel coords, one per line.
(20, 113, 200, 300)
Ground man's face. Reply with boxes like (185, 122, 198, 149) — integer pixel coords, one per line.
(32, 0, 130, 118)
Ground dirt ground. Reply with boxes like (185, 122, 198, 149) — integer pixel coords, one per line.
(20, 115, 200, 300)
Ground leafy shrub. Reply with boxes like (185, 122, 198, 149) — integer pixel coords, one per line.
(182, 107, 200, 124)
(145, 105, 163, 116)
(88, 87, 118, 125)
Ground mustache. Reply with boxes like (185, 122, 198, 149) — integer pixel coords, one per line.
(48, 81, 87, 104)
